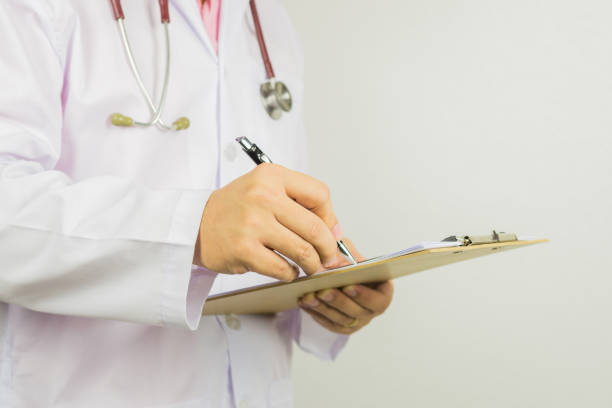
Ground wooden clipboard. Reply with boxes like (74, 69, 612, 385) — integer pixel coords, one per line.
(202, 238, 547, 316)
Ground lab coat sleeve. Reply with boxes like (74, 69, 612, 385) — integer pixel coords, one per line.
(0, 1, 215, 330)
(277, 308, 349, 361)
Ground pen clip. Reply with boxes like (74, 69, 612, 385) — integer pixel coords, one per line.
(236, 136, 273, 165)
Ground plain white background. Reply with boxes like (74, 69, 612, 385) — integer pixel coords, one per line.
(281, 0, 612, 407)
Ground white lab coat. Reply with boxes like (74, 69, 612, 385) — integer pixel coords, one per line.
(0, 0, 347, 406)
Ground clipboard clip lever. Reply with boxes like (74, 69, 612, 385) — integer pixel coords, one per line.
(442, 230, 518, 246)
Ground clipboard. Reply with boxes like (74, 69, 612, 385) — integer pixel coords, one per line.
(201, 232, 547, 316)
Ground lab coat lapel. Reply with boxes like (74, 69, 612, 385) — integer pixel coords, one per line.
(218, 0, 251, 55)
(169, 0, 217, 58)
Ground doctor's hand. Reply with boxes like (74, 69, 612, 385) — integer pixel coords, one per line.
(299, 239, 394, 334)
(193, 163, 343, 281)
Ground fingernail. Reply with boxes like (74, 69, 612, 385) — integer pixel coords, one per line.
(323, 255, 338, 268)
(343, 286, 358, 297)
(332, 224, 343, 240)
(303, 296, 320, 307)
(318, 289, 334, 302)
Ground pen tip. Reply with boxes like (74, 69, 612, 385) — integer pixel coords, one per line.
(235, 137, 244, 142)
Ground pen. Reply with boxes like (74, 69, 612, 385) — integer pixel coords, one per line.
(236, 136, 357, 266)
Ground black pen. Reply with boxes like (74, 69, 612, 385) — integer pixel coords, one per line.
(236, 136, 357, 266)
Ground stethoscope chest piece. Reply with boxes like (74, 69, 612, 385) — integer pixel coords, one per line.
(260, 79, 292, 120)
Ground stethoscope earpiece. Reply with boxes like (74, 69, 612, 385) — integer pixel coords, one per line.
(111, 113, 134, 127)
(111, 113, 190, 131)
(172, 117, 190, 130)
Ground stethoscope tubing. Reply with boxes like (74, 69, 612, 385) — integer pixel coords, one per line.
(117, 19, 173, 130)
(249, 0, 275, 80)
(109, 0, 291, 129)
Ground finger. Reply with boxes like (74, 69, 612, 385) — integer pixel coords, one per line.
(322, 234, 366, 270)
(281, 169, 338, 229)
(239, 243, 299, 282)
(341, 282, 394, 314)
(375, 280, 394, 297)
(274, 197, 338, 267)
(262, 222, 323, 275)
(300, 307, 354, 335)
(315, 288, 373, 319)
(299, 293, 357, 327)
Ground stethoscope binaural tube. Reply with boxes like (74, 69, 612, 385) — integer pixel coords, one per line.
(108, 0, 291, 130)
(108, 0, 190, 131)
(249, 0, 293, 120)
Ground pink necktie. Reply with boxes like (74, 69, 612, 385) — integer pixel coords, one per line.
(197, 0, 221, 53)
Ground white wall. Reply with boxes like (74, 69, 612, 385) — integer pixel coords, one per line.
(281, 0, 612, 406)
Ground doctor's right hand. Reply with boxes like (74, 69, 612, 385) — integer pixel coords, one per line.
(192, 163, 342, 282)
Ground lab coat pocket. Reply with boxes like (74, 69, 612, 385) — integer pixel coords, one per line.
(268, 378, 293, 407)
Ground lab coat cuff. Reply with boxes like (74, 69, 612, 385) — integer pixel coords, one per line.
(160, 189, 216, 330)
(295, 309, 349, 361)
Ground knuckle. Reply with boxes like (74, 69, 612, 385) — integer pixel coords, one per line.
(295, 243, 317, 268)
(330, 294, 347, 308)
(339, 315, 354, 326)
(227, 263, 248, 275)
(304, 176, 330, 205)
(244, 183, 277, 206)
(234, 238, 255, 261)
(277, 263, 297, 281)
(316, 181, 331, 203)
(311, 301, 324, 311)
(313, 180, 331, 205)
(307, 219, 325, 242)
(241, 213, 264, 230)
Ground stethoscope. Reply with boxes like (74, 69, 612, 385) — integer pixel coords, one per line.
(108, 0, 292, 131)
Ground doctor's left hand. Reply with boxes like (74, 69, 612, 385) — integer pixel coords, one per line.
(299, 239, 394, 334)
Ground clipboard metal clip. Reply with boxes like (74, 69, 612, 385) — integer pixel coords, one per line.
(442, 230, 518, 246)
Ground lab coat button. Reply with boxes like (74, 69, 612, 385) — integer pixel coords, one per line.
(224, 143, 238, 162)
(225, 313, 241, 330)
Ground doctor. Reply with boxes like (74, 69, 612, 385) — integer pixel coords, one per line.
(0, 0, 393, 407)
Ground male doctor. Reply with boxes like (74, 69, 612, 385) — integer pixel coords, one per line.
(0, 0, 393, 406)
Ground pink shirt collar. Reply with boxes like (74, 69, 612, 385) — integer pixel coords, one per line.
(197, 0, 221, 53)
